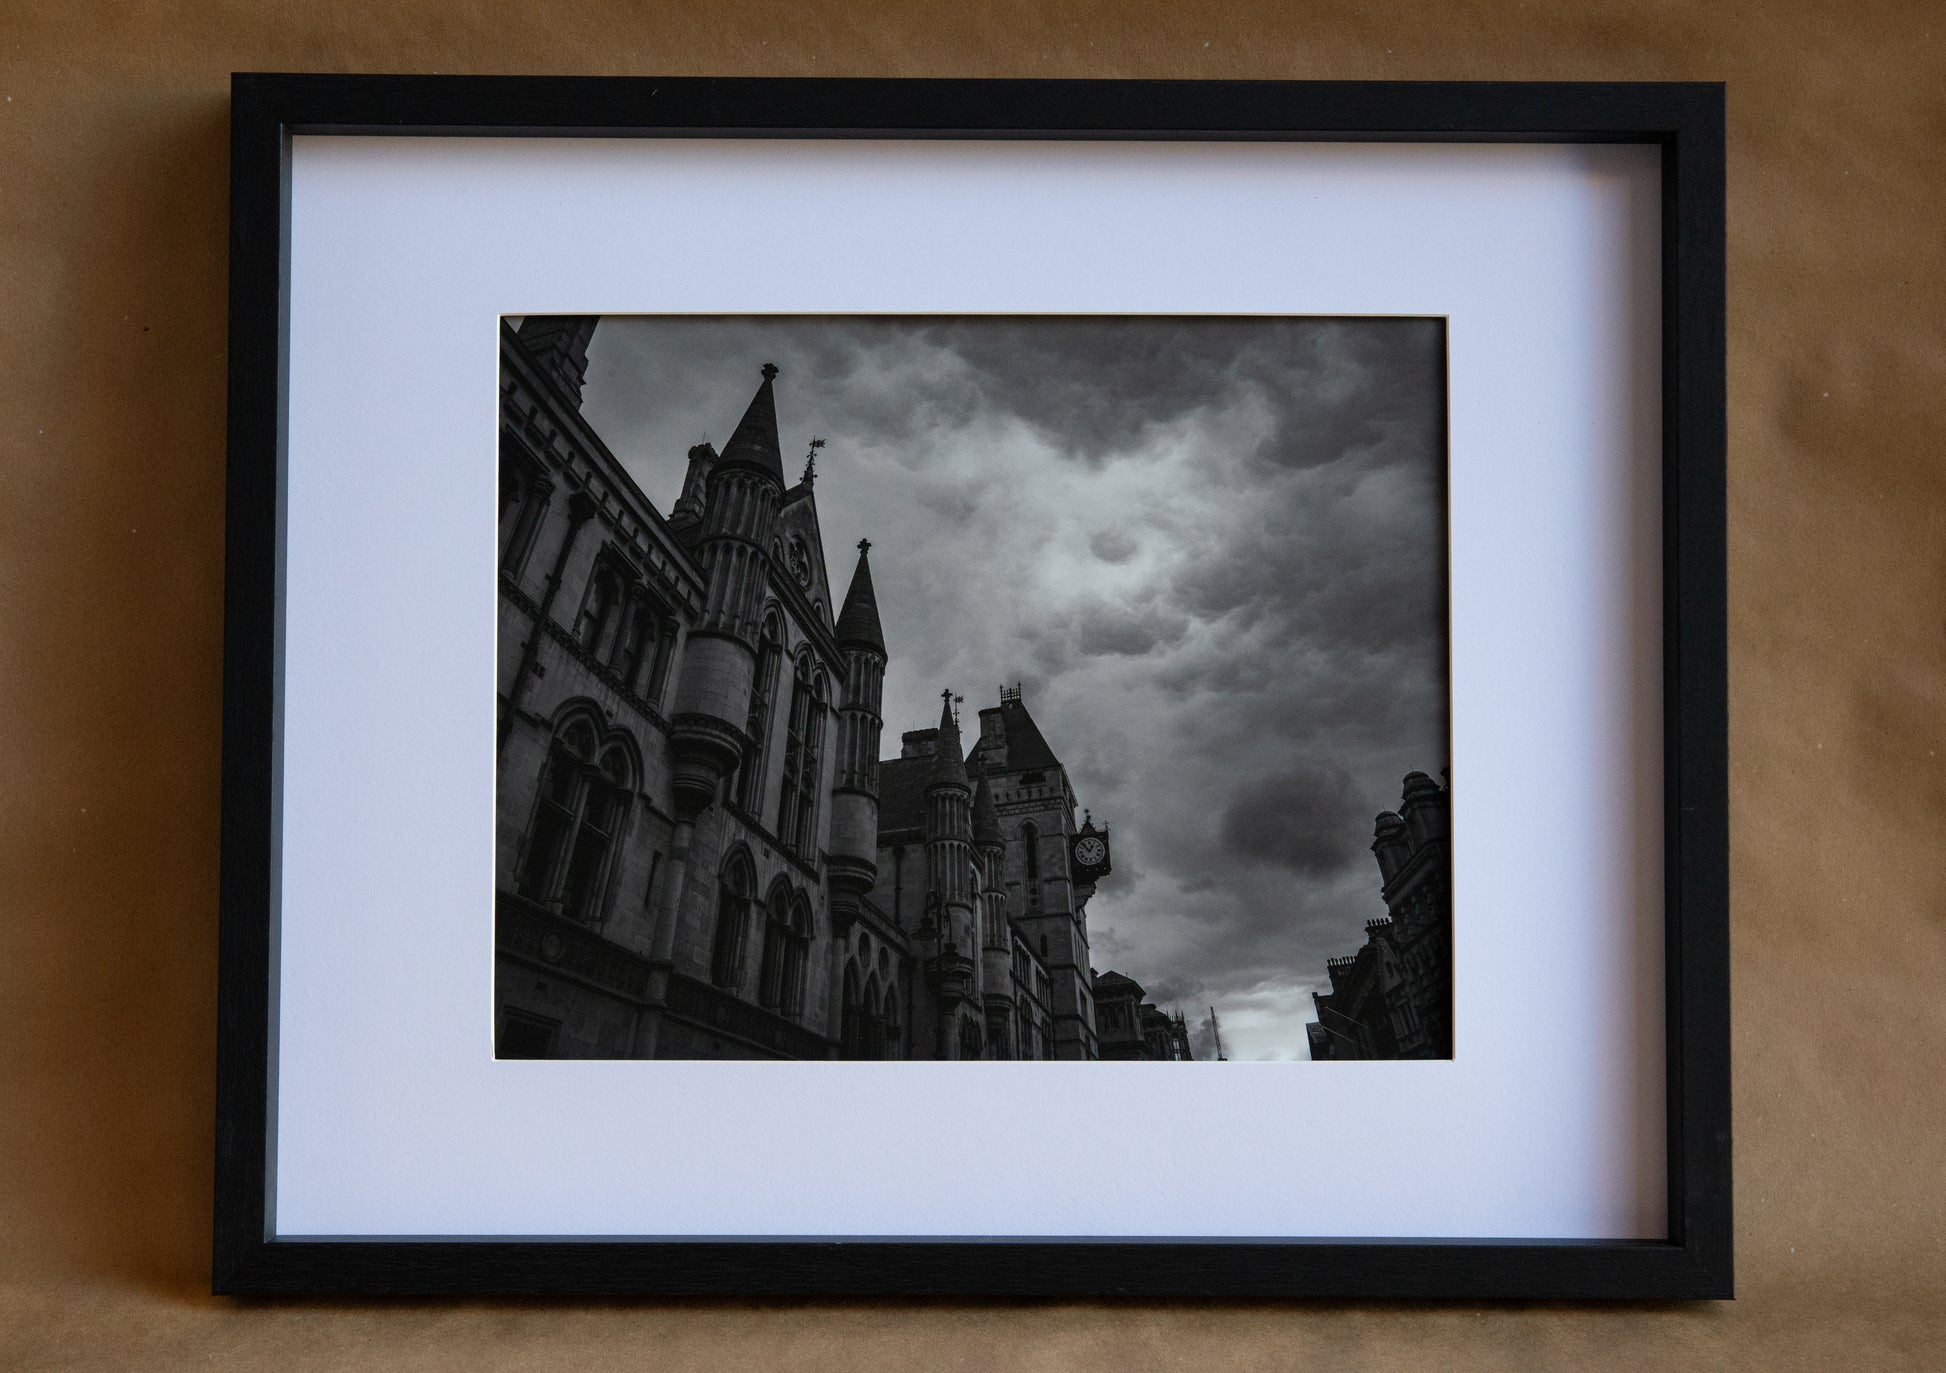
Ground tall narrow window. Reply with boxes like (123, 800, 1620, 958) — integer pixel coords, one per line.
(616, 602, 655, 691)
(645, 621, 679, 707)
(516, 719, 631, 926)
(574, 567, 619, 652)
(559, 748, 629, 923)
(499, 446, 550, 576)
(737, 614, 782, 813)
(840, 963, 864, 1059)
(880, 982, 900, 1057)
(864, 978, 887, 1059)
(775, 655, 825, 855)
(756, 891, 814, 1018)
(781, 895, 812, 1019)
(1021, 822, 1041, 910)
(710, 851, 754, 989)
(757, 882, 792, 1010)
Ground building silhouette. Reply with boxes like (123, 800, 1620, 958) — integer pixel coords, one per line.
(1305, 771, 1453, 1060)
(1092, 971, 1196, 1060)
(494, 316, 1138, 1060)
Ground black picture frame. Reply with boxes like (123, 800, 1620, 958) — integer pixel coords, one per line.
(217, 75, 1728, 1299)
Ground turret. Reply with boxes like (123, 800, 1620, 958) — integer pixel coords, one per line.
(973, 768, 1015, 1057)
(669, 441, 717, 533)
(1372, 810, 1410, 884)
(666, 364, 788, 817)
(828, 540, 888, 926)
(921, 692, 978, 1038)
(1399, 769, 1447, 848)
(514, 315, 598, 406)
(972, 772, 1006, 947)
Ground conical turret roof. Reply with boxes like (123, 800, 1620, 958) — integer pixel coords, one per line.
(715, 363, 786, 484)
(834, 539, 886, 653)
(971, 772, 1003, 847)
(927, 693, 969, 791)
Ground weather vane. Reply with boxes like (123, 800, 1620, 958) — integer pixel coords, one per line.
(802, 436, 824, 485)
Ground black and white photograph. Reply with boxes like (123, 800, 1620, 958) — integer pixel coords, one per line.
(495, 314, 1451, 1063)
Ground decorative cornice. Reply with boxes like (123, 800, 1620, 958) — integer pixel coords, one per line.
(663, 971, 833, 1060)
(496, 891, 656, 1004)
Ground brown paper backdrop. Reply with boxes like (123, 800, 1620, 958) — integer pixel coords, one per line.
(3, 1, 1942, 1366)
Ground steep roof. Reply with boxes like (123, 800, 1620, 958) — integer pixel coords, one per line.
(834, 540, 885, 653)
(715, 363, 785, 484)
(1092, 969, 1145, 997)
(968, 695, 1061, 775)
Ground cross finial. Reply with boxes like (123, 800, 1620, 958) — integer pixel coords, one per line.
(857, 538, 871, 554)
(760, 362, 778, 380)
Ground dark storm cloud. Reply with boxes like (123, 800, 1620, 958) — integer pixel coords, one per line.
(579, 314, 1449, 1059)
(1220, 762, 1366, 877)
(1074, 599, 1190, 659)
(1089, 528, 1140, 564)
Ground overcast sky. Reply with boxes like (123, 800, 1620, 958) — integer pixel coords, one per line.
(580, 316, 1449, 1061)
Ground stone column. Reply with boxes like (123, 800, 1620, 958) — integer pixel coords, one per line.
(629, 813, 696, 1059)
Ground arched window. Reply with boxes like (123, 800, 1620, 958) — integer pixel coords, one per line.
(1021, 822, 1041, 910)
(710, 850, 755, 989)
(736, 612, 783, 813)
(839, 961, 865, 1059)
(782, 894, 812, 1018)
(574, 566, 620, 653)
(864, 977, 887, 1059)
(880, 977, 900, 1057)
(775, 652, 826, 856)
(516, 717, 633, 925)
(756, 880, 806, 1014)
(839, 960, 892, 1059)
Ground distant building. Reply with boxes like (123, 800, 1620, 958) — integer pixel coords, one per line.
(493, 315, 1167, 1060)
(1092, 970, 1196, 1060)
(1305, 771, 1452, 1060)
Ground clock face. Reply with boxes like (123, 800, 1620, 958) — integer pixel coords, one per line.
(1074, 836, 1106, 868)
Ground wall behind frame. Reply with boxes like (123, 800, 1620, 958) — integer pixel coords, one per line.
(0, 0, 1940, 1367)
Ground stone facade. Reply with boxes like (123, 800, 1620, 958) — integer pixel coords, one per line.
(1304, 771, 1453, 1060)
(494, 317, 1153, 1061)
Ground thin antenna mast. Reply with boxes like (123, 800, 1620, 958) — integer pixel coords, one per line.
(1208, 1006, 1227, 1062)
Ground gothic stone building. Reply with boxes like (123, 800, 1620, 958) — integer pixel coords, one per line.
(1092, 971, 1196, 1061)
(494, 316, 1119, 1061)
(1304, 771, 1453, 1060)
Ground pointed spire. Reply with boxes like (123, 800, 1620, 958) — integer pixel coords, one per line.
(834, 538, 886, 653)
(928, 688, 969, 790)
(715, 362, 785, 484)
(971, 772, 1003, 848)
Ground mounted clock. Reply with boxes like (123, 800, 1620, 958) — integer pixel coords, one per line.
(1070, 813, 1111, 881)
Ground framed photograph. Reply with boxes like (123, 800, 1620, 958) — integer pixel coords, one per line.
(217, 76, 1728, 1298)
